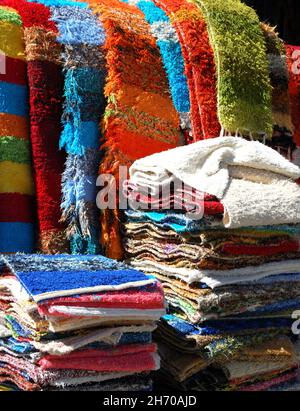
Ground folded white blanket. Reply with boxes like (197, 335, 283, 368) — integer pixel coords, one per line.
(222, 166, 300, 228)
(130, 137, 300, 197)
(130, 259, 300, 289)
(45, 306, 165, 318)
(32, 324, 156, 356)
(129, 137, 300, 228)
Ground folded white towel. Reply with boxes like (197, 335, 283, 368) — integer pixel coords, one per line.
(130, 137, 300, 197)
(222, 166, 300, 228)
(129, 137, 300, 228)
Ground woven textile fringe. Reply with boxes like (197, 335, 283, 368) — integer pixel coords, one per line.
(50, 2, 106, 254)
(0, 3, 35, 253)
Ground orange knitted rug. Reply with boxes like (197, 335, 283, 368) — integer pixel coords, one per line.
(87, 0, 183, 259)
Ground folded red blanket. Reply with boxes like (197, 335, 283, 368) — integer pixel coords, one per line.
(38, 343, 158, 372)
(123, 180, 224, 215)
(221, 239, 299, 256)
(37, 283, 164, 315)
(238, 368, 299, 392)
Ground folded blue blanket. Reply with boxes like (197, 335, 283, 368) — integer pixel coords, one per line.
(162, 314, 292, 337)
(0, 337, 33, 355)
(159, 315, 290, 360)
(0, 332, 152, 355)
(0, 254, 156, 302)
(126, 209, 300, 235)
(5, 316, 31, 339)
(236, 299, 300, 316)
(125, 209, 221, 233)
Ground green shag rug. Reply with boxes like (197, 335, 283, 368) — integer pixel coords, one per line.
(190, 0, 273, 137)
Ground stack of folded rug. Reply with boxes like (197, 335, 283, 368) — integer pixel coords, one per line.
(0, 254, 165, 391)
(124, 136, 300, 390)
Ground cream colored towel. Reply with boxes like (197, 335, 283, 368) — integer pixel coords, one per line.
(223, 166, 300, 228)
(129, 137, 300, 228)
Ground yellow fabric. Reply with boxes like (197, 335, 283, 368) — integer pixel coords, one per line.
(0, 161, 34, 195)
(0, 21, 25, 60)
(0, 385, 14, 391)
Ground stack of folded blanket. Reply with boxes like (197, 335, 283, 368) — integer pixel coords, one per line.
(0, 254, 165, 391)
(124, 136, 300, 390)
